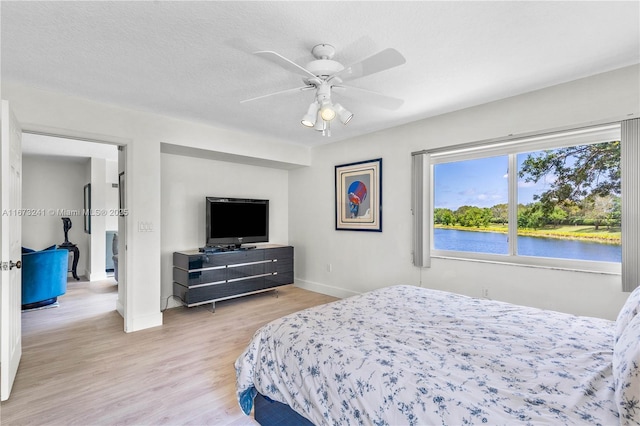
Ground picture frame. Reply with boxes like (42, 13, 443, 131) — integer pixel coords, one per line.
(335, 158, 382, 232)
(118, 172, 125, 215)
(83, 183, 91, 234)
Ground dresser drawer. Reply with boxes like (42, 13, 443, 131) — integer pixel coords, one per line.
(263, 246, 293, 261)
(174, 277, 270, 305)
(173, 267, 226, 286)
(173, 252, 226, 270)
(173, 250, 264, 270)
(227, 262, 266, 281)
(265, 258, 293, 274)
(216, 250, 264, 265)
(265, 272, 293, 286)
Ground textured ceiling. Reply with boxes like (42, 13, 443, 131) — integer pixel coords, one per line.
(2, 1, 639, 147)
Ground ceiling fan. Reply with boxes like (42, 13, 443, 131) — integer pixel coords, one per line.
(241, 44, 406, 136)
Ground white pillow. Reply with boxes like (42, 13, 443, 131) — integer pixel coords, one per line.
(613, 312, 640, 424)
(615, 286, 640, 343)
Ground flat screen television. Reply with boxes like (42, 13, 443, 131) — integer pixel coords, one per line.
(205, 197, 269, 249)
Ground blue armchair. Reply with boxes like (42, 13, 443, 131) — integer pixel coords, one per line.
(22, 247, 68, 310)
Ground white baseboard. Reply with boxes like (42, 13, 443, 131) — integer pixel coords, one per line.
(294, 279, 360, 300)
(126, 312, 163, 333)
(88, 271, 108, 282)
(115, 299, 163, 332)
(116, 298, 124, 318)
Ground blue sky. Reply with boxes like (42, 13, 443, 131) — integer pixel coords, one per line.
(434, 154, 551, 210)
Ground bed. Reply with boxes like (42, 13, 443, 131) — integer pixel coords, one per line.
(235, 285, 640, 425)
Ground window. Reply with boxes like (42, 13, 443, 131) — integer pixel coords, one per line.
(516, 145, 621, 263)
(431, 141, 622, 266)
(414, 123, 627, 275)
(434, 156, 509, 255)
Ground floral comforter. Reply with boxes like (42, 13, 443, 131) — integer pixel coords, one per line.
(235, 285, 619, 425)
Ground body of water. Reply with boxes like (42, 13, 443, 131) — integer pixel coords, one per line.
(434, 228, 622, 263)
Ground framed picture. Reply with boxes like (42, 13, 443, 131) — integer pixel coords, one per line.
(335, 158, 382, 232)
(118, 172, 125, 215)
(83, 183, 91, 234)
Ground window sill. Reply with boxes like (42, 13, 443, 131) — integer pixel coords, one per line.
(430, 251, 621, 275)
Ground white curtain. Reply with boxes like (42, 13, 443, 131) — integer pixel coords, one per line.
(411, 152, 430, 268)
(622, 118, 640, 292)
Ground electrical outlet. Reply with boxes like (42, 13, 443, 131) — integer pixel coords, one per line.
(327, 263, 333, 272)
(482, 287, 489, 299)
(138, 221, 153, 232)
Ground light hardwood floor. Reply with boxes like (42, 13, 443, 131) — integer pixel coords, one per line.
(1, 278, 337, 425)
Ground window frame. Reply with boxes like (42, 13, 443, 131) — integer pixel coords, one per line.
(426, 124, 622, 275)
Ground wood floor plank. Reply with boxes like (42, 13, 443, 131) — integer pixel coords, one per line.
(1, 279, 337, 425)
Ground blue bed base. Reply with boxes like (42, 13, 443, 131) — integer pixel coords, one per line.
(254, 392, 314, 426)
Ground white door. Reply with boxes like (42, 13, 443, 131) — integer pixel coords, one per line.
(117, 145, 128, 331)
(1, 100, 23, 401)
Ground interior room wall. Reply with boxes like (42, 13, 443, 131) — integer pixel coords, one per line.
(88, 158, 107, 281)
(105, 159, 119, 231)
(289, 64, 640, 320)
(22, 154, 89, 277)
(160, 152, 290, 309)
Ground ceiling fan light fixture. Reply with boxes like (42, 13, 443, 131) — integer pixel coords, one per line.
(301, 102, 319, 127)
(301, 117, 315, 128)
(313, 111, 325, 131)
(320, 103, 336, 121)
(323, 120, 331, 137)
(333, 103, 353, 125)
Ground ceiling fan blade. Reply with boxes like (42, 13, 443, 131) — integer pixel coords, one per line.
(334, 85, 404, 110)
(254, 50, 318, 79)
(240, 86, 314, 104)
(330, 48, 406, 82)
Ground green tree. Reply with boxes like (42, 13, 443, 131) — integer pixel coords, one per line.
(454, 205, 472, 225)
(546, 205, 568, 226)
(609, 196, 622, 228)
(434, 208, 456, 225)
(518, 141, 620, 216)
(518, 203, 545, 229)
(562, 201, 582, 226)
(456, 206, 491, 228)
(581, 195, 617, 230)
(490, 203, 508, 225)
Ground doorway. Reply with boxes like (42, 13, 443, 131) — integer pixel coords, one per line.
(21, 132, 127, 323)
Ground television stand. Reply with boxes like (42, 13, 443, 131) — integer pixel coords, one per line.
(173, 244, 294, 312)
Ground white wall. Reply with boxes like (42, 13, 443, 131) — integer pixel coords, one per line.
(88, 158, 107, 281)
(160, 153, 290, 308)
(22, 155, 90, 277)
(105, 159, 119, 231)
(290, 64, 640, 320)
